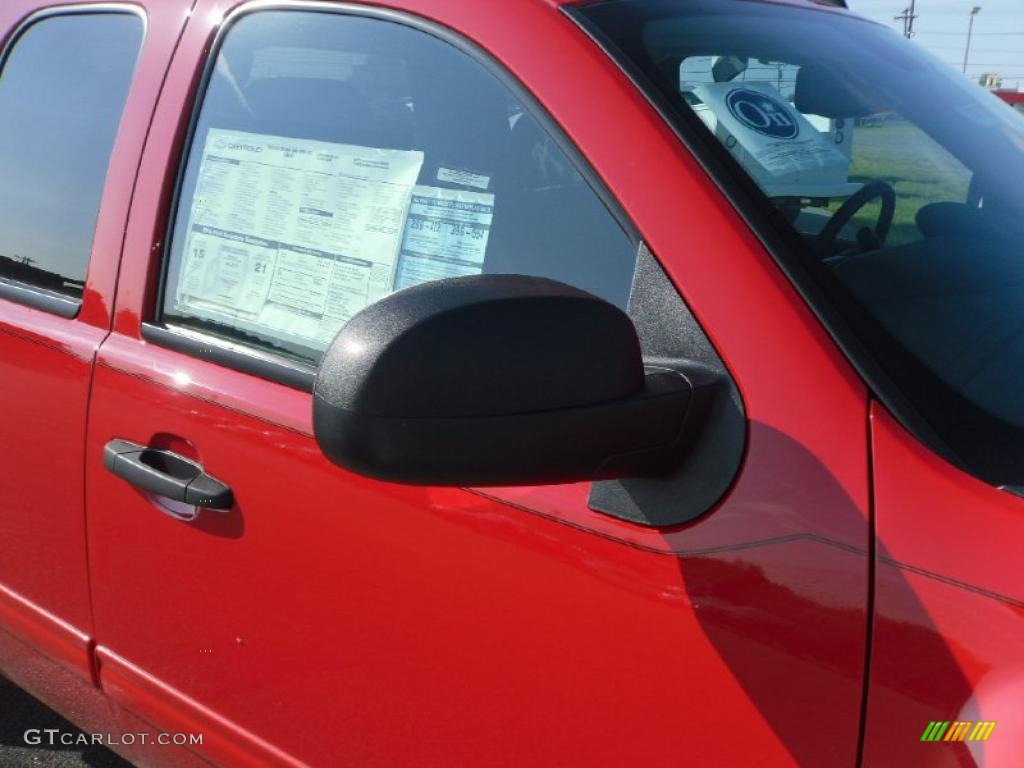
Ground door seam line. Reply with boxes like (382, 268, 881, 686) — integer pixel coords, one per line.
(856, 397, 878, 768)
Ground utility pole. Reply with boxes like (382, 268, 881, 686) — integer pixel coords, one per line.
(895, 0, 918, 38)
(963, 6, 981, 74)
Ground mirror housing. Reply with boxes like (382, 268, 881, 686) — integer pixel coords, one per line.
(313, 275, 702, 486)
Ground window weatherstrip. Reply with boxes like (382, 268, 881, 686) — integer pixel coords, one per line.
(0, 279, 80, 318)
(141, 323, 316, 392)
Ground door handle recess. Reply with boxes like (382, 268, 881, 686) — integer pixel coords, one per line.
(103, 439, 234, 511)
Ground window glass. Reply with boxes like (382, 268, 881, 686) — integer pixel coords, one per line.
(577, 0, 1024, 484)
(161, 12, 637, 365)
(674, 54, 975, 249)
(0, 13, 142, 299)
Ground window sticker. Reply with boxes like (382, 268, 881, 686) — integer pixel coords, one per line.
(393, 185, 495, 290)
(692, 82, 859, 199)
(436, 166, 491, 191)
(175, 128, 423, 346)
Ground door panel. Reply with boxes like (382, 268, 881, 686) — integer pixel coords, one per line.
(864, 404, 1024, 767)
(84, 1, 873, 765)
(88, 337, 870, 767)
(0, 308, 101, 638)
(87, 342, 753, 765)
(0, 1, 180, 680)
(0, 2, 135, 653)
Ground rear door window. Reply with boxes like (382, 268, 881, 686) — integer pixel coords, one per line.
(159, 11, 638, 366)
(0, 11, 142, 302)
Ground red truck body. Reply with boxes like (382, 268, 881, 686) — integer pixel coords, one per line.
(0, 1, 1021, 766)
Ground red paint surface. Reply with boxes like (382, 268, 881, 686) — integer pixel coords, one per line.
(86, 1, 870, 765)
(864, 403, 1024, 767)
(0, 0, 194, 677)
(9, 2, 1018, 767)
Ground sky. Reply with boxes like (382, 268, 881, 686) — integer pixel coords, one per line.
(852, 0, 1024, 90)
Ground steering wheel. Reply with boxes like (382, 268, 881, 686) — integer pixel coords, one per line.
(816, 181, 896, 257)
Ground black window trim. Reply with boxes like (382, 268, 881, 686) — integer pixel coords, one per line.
(141, 321, 317, 391)
(146, 0, 641, 392)
(565, 2, 965, 473)
(0, 3, 146, 320)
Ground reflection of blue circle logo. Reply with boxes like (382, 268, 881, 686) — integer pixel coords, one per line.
(726, 88, 799, 139)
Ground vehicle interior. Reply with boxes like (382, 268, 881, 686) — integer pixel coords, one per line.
(162, 11, 637, 366)
(616, 4, 1024, 483)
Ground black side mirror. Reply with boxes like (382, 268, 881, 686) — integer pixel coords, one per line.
(313, 275, 703, 486)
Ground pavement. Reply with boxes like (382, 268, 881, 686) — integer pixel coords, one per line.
(0, 675, 133, 768)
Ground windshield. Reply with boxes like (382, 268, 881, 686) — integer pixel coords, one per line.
(574, 0, 1024, 485)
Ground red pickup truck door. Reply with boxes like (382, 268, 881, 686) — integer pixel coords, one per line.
(84, 1, 872, 766)
(0, 0, 184, 688)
